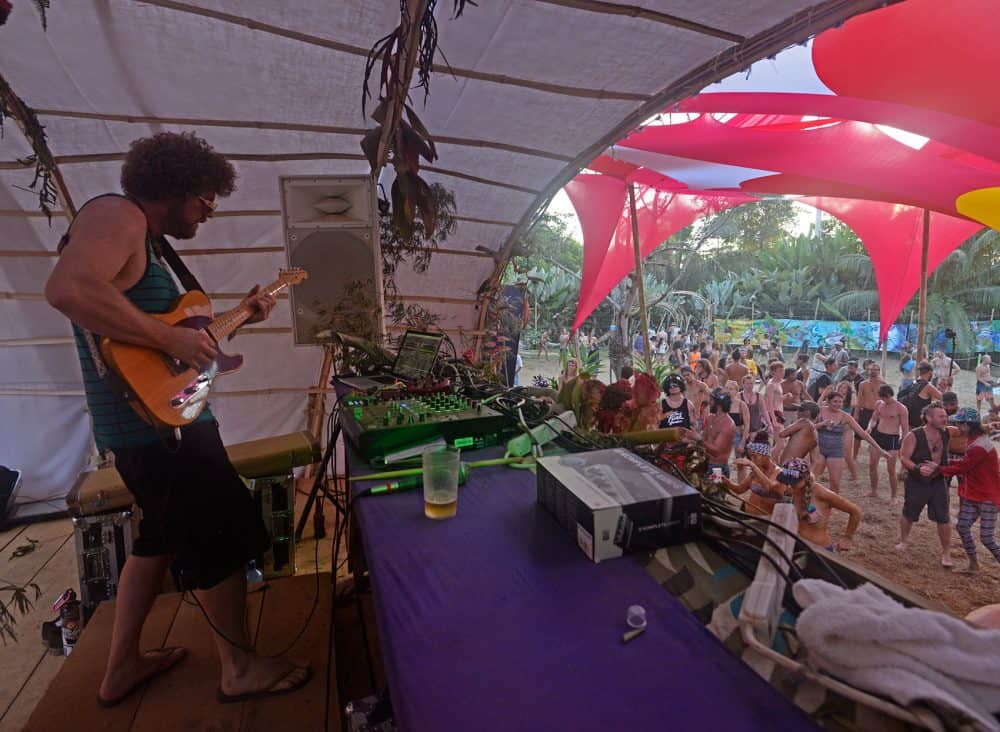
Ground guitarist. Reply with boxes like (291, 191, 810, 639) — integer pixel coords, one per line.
(45, 133, 311, 706)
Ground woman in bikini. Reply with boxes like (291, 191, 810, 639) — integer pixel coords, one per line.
(775, 458, 862, 552)
(814, 391, 889, 493)
(819, 381, 861, 481)
(721, 432, 785, 516)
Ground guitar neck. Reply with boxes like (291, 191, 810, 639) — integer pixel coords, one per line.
(206, 279, 289, 342)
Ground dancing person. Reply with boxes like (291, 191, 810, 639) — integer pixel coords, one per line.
(724, 348, 748, 384)
(814, 391, 889, 493)
(781, 364, 806, 427)
(696, 357, 718, 390)
(701, 389, 736, 479)
(897, 404, 954, 567)
(855, 361, 885, 459)
(807, 357, 837, 402)
(776, 458, 862, 552)
(725, 380, 751, 479)
(935, 409, 1000, 573)
(976, 355, 996, 413)
(722, 433, 784, 517)
(763, 361, 787, 456)
(537, 329, 550, 360)
(681, 365, 710, 428)
(558, 357, 579, 391)
(659, 374, 693, 430)
(866, 385, 908, 501)
(903, 362, 942, 431)
(739, 374, 772, 438)
(931, 350, 960, 385)
(779, 402, 820, 465)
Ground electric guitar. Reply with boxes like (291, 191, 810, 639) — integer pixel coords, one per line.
(100, 268, 308, 428)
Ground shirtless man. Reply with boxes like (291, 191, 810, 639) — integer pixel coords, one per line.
(976, 355, 996, 413)
(855, 362, 885, 434)
(724, 348, 748, 385)
(866, 385, 908, 501)
(781, 365, 806, 426)
(701, 389, 737, 479)
(681, 365, 710, 428)
(763, 361, 787, 456)
(696, 358, 718, 390)
(778, 402, 819, 465)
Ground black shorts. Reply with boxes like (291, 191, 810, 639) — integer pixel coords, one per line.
(902, 478, 950, 524)
(855, 408, 874, 439)
(113, 420, 268, 590)
(873, 430, 901, 452)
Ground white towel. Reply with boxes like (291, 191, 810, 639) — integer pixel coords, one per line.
(793, 579, 1000, 732)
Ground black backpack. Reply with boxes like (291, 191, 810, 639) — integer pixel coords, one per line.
(898, 379, 929, 427)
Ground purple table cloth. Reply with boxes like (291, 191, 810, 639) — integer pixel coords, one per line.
(350, 445, 817, 731)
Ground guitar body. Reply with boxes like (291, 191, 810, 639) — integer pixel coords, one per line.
(100, 291, 244, 428)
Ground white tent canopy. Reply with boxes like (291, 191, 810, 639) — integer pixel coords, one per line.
(0, 0, 886, 517)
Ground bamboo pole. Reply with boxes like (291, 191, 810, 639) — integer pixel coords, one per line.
(628, 183, 653, 374)
(915, 208, 930, 361)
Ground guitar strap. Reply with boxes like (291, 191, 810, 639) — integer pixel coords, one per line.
(63, 194, 204, 388)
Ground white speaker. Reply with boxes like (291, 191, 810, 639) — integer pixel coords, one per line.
(279, 176, 385, 346)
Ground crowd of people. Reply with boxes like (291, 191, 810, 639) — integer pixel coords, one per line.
(553, 332, 1000, 572)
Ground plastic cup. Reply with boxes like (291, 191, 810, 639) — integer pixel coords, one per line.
(626, 605, 647, 629)
(423, 446, 461, 520)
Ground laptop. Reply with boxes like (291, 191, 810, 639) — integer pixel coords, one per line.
(339, 330, 446, 391)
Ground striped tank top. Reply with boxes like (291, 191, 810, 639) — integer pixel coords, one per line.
(68, 196, 212, 450)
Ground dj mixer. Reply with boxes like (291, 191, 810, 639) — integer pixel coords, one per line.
(339, 391, 514, 461)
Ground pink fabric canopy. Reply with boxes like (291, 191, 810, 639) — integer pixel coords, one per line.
(565, 175, 754, 330)
(796, 198, 984, 344)
(564, 0, 997, 337)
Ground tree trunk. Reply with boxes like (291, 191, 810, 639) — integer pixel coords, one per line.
(610, 275, 639, 379)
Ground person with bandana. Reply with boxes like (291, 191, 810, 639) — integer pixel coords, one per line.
(776, 458, 862, 552)
(721, 432, 785, 517)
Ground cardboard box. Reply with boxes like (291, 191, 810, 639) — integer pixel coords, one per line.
(537, 448, 701, 562)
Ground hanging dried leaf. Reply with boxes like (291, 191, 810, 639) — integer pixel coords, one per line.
(360, 127, 381, 172)
(391, 177, 413, 242)
(404, 104, 438, 162)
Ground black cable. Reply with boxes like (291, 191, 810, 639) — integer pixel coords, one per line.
(702, 507, 805, 581)
(702, 496, 850, 589)
(701, 531, 800, 589)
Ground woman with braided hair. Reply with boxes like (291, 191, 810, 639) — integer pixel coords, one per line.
(776, 458, 862, 552)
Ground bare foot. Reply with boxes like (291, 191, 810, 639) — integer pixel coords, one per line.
(99, 647, 187, 705)
(959, 560, 979, 574)
(894, 542, 908, 552)
(220, 655, 312, 698)
(941, 554, 955, 568)
(866, 491, 878, 498)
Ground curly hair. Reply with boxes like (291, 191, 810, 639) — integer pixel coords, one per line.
(121, 132, 236, 201)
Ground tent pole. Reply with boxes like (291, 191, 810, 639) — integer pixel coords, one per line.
(628, 183, 653, 374)
(916, 209, 930, 360)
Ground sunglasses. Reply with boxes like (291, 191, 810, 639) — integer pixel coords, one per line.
(196, 195, 218, 214)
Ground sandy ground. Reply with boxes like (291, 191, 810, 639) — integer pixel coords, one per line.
(521, 348, 1000, 616)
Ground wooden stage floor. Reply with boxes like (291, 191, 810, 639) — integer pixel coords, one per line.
(22, 572, 339, 732)
(0, 485, 363, 732)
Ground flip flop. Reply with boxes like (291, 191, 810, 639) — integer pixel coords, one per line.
(216, 664, 313, 704)
(97, 646, 188, 708)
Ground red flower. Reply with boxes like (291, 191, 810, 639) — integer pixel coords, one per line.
(0, 0, 12, 25)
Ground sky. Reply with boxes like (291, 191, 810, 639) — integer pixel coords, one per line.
(544, 190, 820, 246)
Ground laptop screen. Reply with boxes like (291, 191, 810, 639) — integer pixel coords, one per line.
(392, 331, 445, 381)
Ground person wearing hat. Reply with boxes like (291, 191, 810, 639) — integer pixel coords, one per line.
(776, 458, 862, 552)
(701, 388, 736, 479)
(933, 409, 1000, 573)
(721, 431, 784, 516)
(659, 374, 693, 430)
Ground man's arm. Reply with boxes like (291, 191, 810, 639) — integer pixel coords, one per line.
(45, 198, 217, 369)
(899, 431, 918, 471)
(818, 486, 862, 550)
